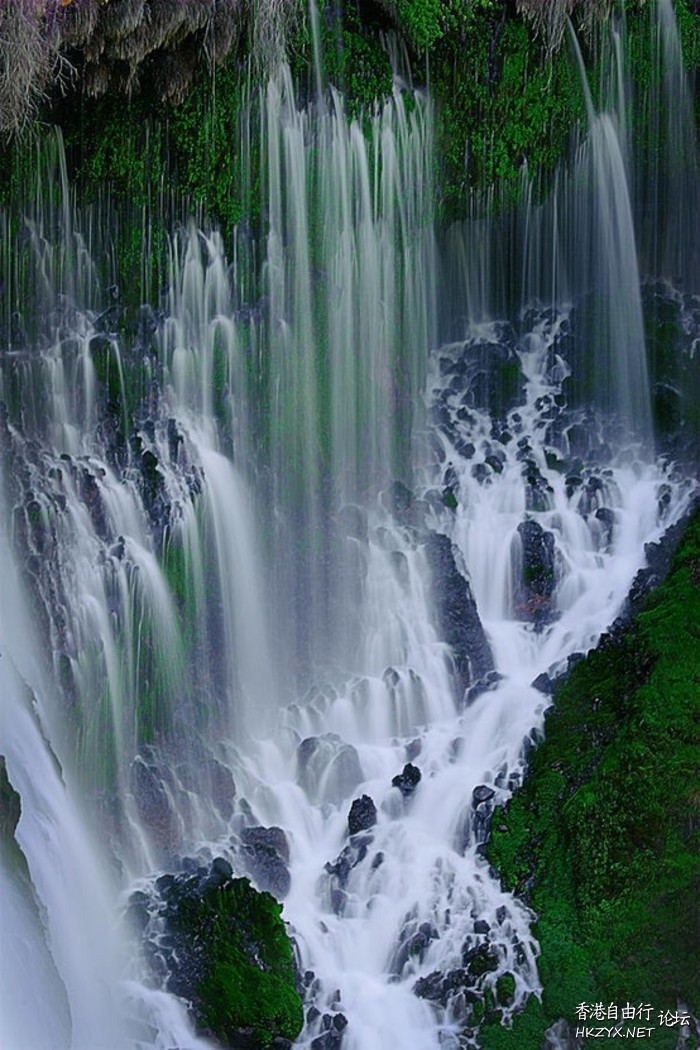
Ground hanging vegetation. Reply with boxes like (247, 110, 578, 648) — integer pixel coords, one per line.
(0, 0, 302, 135)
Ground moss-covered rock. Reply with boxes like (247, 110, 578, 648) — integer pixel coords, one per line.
(484, 507, 700, 1049)
(147, 862, 303, 1048)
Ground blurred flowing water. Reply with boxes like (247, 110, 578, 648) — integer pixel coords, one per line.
(0, 3, 697, 1047)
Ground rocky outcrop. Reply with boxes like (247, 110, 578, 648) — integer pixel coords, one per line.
(513, 519, 556, 627)
(424, 532, 494, 700)
(139, 860, 303, 1050)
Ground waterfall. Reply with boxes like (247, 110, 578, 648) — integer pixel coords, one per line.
(0, 3, 698, 1048)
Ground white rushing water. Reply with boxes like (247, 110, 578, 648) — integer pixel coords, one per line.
(0, 3, 698, 1049)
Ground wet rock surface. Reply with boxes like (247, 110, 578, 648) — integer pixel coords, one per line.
(514, 519, 557, 627)
(391, 762, 422, 798)
(239, 825, 291, 899)
(424, 532, 494, 696)
(347, 794, 377, 835)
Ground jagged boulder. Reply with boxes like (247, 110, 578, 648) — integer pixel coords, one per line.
(348, 795, 377, 836)
(391, 762, 422, 798)
(424, 532, 494, 698)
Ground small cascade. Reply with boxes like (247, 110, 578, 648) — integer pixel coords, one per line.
(233, 298, 692, 1049)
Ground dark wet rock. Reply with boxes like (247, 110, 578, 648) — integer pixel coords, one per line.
(514, 519, 557, 627)
(240, 826, 291, 899)
(431, 402, 452, 431)
(348, 795, 377, 836)
(458, 341, 524, 416)
(125, 890, 150, 932)
(241, 826, 290, 864)
(130, 756, 177, 855)
(531, 671, 554, 695)
(413, 971, 444, 1000)
(464, 670, 504, 705)
(325, 832, 372, 895)
(474, 919, 490, 934)
(210, 856, 233, 884)
(155, 873, 176, 894)
(414, 967, 478, 1007)
(79, 468, 109, 540)
(424, 532, 494, 696)
(166, 417, 183, 464)
(392, 762, 422, 798)
(141, 449, 161, 504)
(442, 967, 478, 998)
(524, 471, 554, 513)
(297, 735, 363, 805)
(0, 755, 21, 841)
(207, 757, 237, 820)
(457, 440, 476, 460)
(143, 866, 303, 1049)
(109, 536, 125, 560)
(395, 921, 439, 970)
(443, 464, 459, 490)
(472, 785, 495, 807)
(565, 473, 583, 499)
(311, 1027, 345, 1050)
(371, 851, 384, 870)
(383, 666, 400, 688)
(496, 905, 508, 924)
(463, 943, 499, 977)
(545, 449, 567, 473)
(595, 506, 615, 545)
(384, 480, 417, 527)
(93, 304, 122, 333)
(471, 462, 491, 483)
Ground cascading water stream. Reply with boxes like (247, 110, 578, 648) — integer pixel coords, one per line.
(0, 4, 698, 1049)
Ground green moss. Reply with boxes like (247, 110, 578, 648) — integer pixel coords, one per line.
(480, 993, 548, 1050)
(496, 972, 516, 1006)
(487, 509, 700, 1047)
(167, 877, 303, 1048)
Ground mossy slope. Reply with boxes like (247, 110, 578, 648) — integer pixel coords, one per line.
(485, 508, 700, 1049)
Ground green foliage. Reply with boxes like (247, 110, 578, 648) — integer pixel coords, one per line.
(487, 510, 700, 1047)
(168, 877, 303, 1048)
(395, 0, 445, 52)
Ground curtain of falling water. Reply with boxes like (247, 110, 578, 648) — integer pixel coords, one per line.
(0, 3, 698, 1048)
